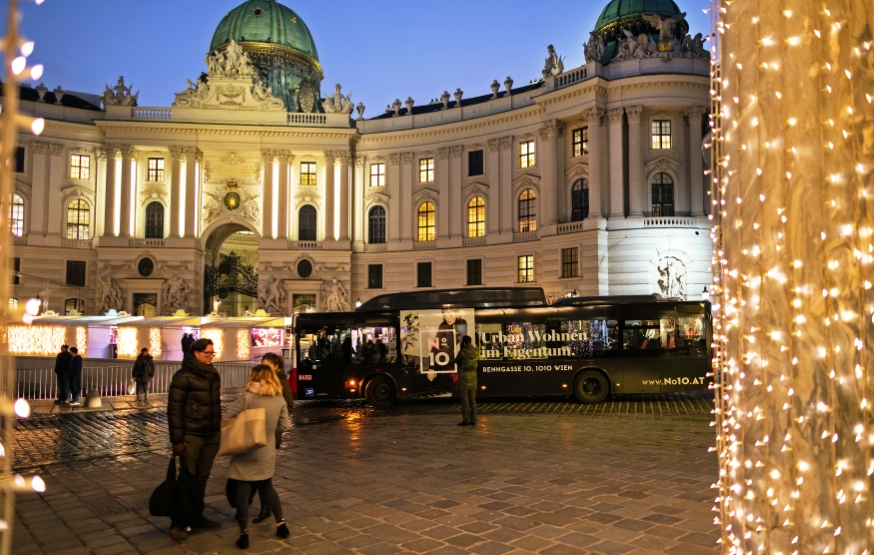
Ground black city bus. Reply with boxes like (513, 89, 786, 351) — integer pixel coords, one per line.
(293, 291, 712, 408)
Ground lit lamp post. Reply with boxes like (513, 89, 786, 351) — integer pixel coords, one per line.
(355, 298, 362, 308)
(701, 287, 709, 301)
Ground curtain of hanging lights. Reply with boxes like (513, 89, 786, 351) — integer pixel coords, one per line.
(710, 1, 874, 554)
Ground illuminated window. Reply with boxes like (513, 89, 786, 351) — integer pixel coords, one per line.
(66, 199, 90, 240)
(70, 154, 90, 180)
(467, 196, 485, 238)
(417, 202, 435, 242)
(651, 173, 675, 216)
(573, 128, 589, 157)
(368, 206, 386, 244)
(518, 255, 534, 283)
(147, 158, 165, 182)
(9, 194, 24, 237)
(468, 150, 484, 176)
(520, 140, 535, 168)
(370, 163, 385, 187)
(467, 259, 482, 286)
(518, 189, 537, 233)
(571, 179, 589, 222)
(652, 120, 672, 149)
(298, 205, 317, 241)
(419, 158, 434, 183)
(145, 202, 164, 239)
(300, 162, 317, 186)
(417, 262, 432, 288)
(562, 248, 579, 279)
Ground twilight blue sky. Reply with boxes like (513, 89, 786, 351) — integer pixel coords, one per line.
(7, 0, 711, 114)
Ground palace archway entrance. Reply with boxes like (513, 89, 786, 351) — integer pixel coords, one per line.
(203, 223, 259, 317)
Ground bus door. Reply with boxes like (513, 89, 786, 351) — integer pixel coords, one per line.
(296, 324, 351, 399)
(660, 304, 710, 392)
(619, 307, 677, 393)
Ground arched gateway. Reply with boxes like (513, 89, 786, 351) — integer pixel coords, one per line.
(202, 223, 259, 317)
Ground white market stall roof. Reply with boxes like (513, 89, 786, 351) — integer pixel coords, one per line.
(29, 314, 144, 327)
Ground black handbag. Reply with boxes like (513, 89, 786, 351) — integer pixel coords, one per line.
(149, 456, 205, 518)
(225, 478, 259, 509)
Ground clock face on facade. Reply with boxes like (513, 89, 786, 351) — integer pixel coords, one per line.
(224, 192, 241, 210)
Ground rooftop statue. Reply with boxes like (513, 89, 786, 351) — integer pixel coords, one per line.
(102, 76, 139, 107)
(583, 33, 606, 63)
(642, 12, 687, 52)
(542, 45, 565, 79)
(617, 29, 657, 60)
(322, 84, 355, 114)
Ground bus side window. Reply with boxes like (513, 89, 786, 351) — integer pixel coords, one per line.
(351, 326, 397, 364)
(675, 315, 706, 355)
(475, 323, 503, 359)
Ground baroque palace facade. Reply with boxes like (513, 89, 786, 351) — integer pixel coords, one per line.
(8, 0, 712, 317)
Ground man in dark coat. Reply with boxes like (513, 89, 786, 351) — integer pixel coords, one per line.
(180, 333, 194, 361)
(167, 338, 222, 542)
(67, 347, 83, 406)
(53, 345, 72, 404)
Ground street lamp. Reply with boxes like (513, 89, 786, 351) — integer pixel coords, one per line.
(702, 287, 710, 301)
(355, 297, 362, 308)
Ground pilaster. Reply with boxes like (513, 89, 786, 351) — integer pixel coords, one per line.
(436, 147, 450, 240)
(102, 146, 119, 237)
(388, 153, 401, 243)
(353, 155, 365, 246)
(184, 147, 199, 238)
(539, 120, 563, 233)
(686, 105, 707, 216)
(584, 108, 605, 219)
(498, 136, 514, 234)
(400, 152, 413, 242)
(607, 108, 625, 218)
(276, 150, 291, 240)
(626, 106, 644, 217)
(323, 151, 336, 241)
(449, 146, 464, 240)
(119, 146, 137, 238)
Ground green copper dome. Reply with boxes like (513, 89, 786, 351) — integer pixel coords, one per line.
(210, 0, 319, 62)
(594, 0, 683, 32)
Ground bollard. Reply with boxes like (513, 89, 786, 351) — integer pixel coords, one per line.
(84, 390, 102, 409)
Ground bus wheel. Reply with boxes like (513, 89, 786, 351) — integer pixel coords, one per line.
(573, 371, 609, 404)
(365, 376, 396, 409)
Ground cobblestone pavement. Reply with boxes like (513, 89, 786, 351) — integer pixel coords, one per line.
(13, 393, 713, 469)
(11, 395, 718, 555)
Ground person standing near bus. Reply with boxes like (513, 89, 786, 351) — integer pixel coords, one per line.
(454, 335, 479, 426)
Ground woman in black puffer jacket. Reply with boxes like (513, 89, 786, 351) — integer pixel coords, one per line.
(166, 338, 223, 542)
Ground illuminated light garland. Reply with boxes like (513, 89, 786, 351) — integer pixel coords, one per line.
(7, 326, 66, 356)
(237, 329, 250, 361)
(710, 1, 873, 555)
(202, 328, 223, 361)
(116, 327, 138, 359)
(149, 328, 162, 358)
(75, 327, 87, 358)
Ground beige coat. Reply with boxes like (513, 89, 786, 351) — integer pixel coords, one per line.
(224, 389, 290, 481)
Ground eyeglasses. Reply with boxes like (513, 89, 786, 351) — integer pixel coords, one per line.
(201, 350, 217, 357)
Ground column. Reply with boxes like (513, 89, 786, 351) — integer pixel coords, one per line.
(607, 108, 625, 218)
(323, 151, 335, 241)
(277, 150, 291, 240)
(400, 152, 413, 241)
(449, 146, 464, 239)
(353, 155, 365, 244)
(168, 147, 182, 238)
(498, 137, 514, 234)
(261, 150, 275, 239)
(626, 106, 644, 217)
(119, 146, 137, 238)
(338, 152, 350, 241)
(388, 153, 401, 242)
(486, 139, 501, 235)
(538, 120, 563, 229)
(102, 146, 117, 237)
(686, 105, 706, 216)
(584, 108, 605, 219)
(184, 148, 199, 238)
(47, 144, 65, 236)
(436, 147, 450, 240)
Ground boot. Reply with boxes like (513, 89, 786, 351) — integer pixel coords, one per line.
(235, 533, 249, 549)
(252, 503, 271, 524)
(170, 526, 188, 541)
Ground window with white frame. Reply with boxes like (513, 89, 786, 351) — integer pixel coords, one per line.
(518, 255, 534, 283)
(70, 154, 90, 180)
(370, 163, 386, 187)
(419, 158, 434, 183)
(520, 140, 535, 168)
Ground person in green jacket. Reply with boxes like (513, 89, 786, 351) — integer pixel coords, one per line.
(454, 335, 479, 426)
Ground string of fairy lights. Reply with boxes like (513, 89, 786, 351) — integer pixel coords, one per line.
(710, 1, 873, 554)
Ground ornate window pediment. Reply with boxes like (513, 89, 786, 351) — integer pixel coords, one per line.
(365, 191, 390, 208)
(565, 163, 590, 184)
(139, 186, 168, 206)
(645, 156, 681, 174)
(412, 187, 439, 205)
(462, 182, 489, 199)
(512, 174, 541, 194)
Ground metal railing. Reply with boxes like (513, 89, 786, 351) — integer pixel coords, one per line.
(14, 361, 260, 401)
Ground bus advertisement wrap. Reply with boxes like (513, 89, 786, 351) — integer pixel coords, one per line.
(402, 308, 475, 376)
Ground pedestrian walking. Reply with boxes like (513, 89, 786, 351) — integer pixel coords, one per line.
(53, 345, 72, 405)
(67, 347, 83, 406)
(167, 338, 222, 542)
(181, 333, 194, 362)
(454, 335, 479, 426)
(250, 352, 294, 524)
(224, 364, 290, 549)
(132, 348, 155, 402)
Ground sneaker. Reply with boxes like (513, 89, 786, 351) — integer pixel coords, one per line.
(68, 401, 81, 406)
(276, 522, 290, 539)
(169, 526, 188, 542)
(235, 533, 249, 549)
